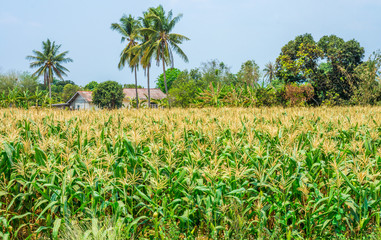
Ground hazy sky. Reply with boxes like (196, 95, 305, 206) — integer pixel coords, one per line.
(1, 0, 380, 87)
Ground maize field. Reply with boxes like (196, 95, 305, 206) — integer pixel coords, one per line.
(0, 107, 381, 239)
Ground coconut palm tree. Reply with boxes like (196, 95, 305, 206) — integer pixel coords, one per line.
(26, 39, 72, 106)
(263, 61, 276, 84)
(139, 11, 153, 108)
(111, 15, 141, 109)
(140, 5, 189, 107)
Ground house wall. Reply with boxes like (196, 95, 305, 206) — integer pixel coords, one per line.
(69, 95, 98, 110)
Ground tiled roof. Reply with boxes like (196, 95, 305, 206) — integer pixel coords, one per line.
(78, 91, 93, 102)
(123, 88, 166, 100)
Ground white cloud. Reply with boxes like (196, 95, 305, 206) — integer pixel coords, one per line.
(0, 13, 21, 25)
(27, 21, 42, 28)
(0, 13, 41, 28)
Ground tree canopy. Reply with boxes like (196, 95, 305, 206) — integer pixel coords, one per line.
(92, 81, 124, 109)
(276, 33, 323, 84)
(84, 81, 99, 91)
(26, 39, 73, 102)
(156, 68, 181, 93)
(237, 60, 261, 87)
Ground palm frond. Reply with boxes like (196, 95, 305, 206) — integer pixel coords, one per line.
(170, 42, 189, 63)
(168, 14, 183, 31)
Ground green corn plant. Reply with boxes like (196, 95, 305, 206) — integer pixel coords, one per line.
(0, 107, 380, 239)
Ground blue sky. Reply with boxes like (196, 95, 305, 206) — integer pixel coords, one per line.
(1, 0, 380, 87)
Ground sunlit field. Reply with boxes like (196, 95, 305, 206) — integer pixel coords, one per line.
(1, 107, 381, 239)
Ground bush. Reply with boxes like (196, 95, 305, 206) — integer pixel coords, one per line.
(284, 83, 314, 106)
(169, 71, 201, 107)
(254, 87, 279, 107)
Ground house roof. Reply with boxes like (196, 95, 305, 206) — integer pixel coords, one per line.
(66, 88, 166, 104)
(66, 91, 93, 104)
(123, 88, 166, 100)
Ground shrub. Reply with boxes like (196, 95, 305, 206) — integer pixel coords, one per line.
(254, 87, 279, 106)
(284, 83, 314, 106)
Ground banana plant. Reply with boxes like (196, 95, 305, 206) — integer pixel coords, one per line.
(196, 82, 225, 107)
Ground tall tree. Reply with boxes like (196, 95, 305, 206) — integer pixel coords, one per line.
(237, 60, 260, 87)
(139, 11, 153, 107)
(111, 15, 141, 109)
(201, 60, 235, 86)
(317, 35, 365, 101)
(0, 71, 18, 94)
(62, 84, 81, 102)
(26, 39, 72, 105)
(156, 68, 181, 93)
(276, 34, 322, 84)
(263, 62, 276, 84)
(140, 5, 190, 107)
(352, 51, 381, 104)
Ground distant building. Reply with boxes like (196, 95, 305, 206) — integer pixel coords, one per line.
(52, 88, 166, 110)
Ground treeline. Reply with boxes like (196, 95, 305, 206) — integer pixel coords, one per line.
(0, 71, 50, 108)
(0, 71, 144, 108)
(1, 21, 380, 108)
(162, 34, 381, 107)
(0, 71, 92, 108)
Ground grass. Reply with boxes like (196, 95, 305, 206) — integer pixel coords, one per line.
(0, 107, 381, 239)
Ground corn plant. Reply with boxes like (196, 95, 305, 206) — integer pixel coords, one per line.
(0, 107, 380, 239)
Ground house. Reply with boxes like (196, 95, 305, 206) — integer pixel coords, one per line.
(52, 88, 166, 110)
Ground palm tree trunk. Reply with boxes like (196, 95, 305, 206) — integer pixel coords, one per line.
(135, 65, 139, 109)
(147, 64, 151, 108)
(49, 74, 52, 108)
(162, 57, 170, 108)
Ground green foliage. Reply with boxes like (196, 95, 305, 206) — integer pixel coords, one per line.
(26, 39, 73, 102)
(201, 60, 236, 86)
(195, 82, 281, 107)
(276, 34, 323, 84)
(1, 108, 381, 239)
(49, 80, 77, 103)
(18, 72, 39, 93)
(276, 34, 368, 105)
(350, 51, 381, 105)
(316, 35, 365, 102)
(139, 5, 189, 68)
(156, 68, 181, 93)
(123, 83, 143, 89)
(111, 15, 141, 71)
(0, 72, 48, 108)
(92, 81, 124, 109)
(0, 71, 39, 94)
(111, 15, 142, 108)
(62, 84, 81, 102)
(263, 61, 276, 83)
(138, 5, 189, 108)
(252, 84, 280, 106)
(168, 70, 201, 107)
(0, 71, 18, 94)
(84, 81, 99, 91)
(0, 86, 49, 108)
(196, 82, 225, 107)
(237, 60, 261, 87)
